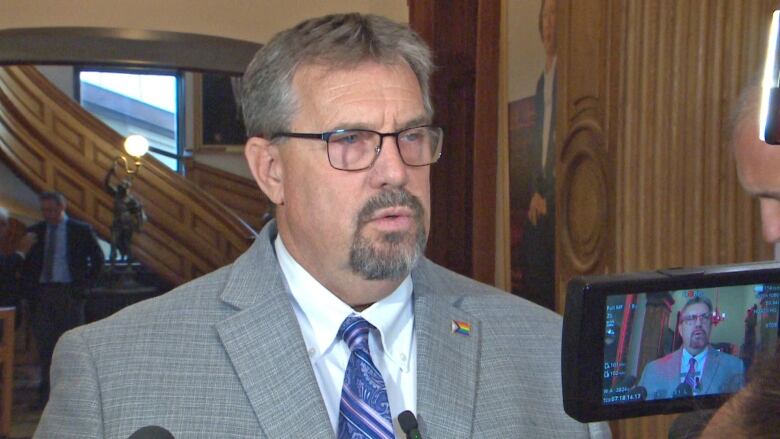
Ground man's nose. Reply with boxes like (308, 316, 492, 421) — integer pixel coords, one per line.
(371, 135, 409, 187)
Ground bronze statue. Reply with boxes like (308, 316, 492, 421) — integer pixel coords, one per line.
(104, 165, 146, 267)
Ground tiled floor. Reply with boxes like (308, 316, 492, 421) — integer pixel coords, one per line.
(9, 387, 42, 439)
(7, 362, 44, 439)
(7, 321, 44, 439)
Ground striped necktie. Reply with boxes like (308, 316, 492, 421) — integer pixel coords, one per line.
(684, 357, 697, 390)
(337, 315, 394, 439)
(42, 223, 58, 282)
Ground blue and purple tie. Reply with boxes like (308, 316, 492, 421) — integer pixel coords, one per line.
(337, 315, 394, 439)
(684, 358, 697, 390)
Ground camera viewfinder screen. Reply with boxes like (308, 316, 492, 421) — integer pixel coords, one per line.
(602, 284, 779, 405)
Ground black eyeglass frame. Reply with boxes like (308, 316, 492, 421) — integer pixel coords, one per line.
(269, 125, 443, 171)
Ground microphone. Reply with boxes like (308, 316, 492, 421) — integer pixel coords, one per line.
(398, 410, 422, 439)
(127, 426, 175, 439)
(673, 383, 693, 398)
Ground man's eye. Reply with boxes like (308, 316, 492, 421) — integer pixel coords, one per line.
(331, 132, 362, 144)
(401, 130, 424, 143)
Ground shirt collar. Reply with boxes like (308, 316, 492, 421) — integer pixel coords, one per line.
(49, 213, 68, 228)
(274, 235, 414, 372)
(682, 346, 708, 366)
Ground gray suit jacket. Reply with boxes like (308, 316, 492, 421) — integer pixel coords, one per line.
(638, 347, 744, 401)
(35, 222, 609, 438)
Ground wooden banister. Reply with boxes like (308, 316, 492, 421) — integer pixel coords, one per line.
(0, 65, 254, 285)
(183, 159, 271, 233)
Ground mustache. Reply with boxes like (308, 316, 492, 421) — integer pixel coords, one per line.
(357, 189, 425, 226)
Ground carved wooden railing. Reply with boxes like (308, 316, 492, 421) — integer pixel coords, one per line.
(183, 159, 271, 233)
(0, 65, 254, 285)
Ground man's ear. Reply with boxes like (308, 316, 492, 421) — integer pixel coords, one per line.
(245, 136, 284, 205)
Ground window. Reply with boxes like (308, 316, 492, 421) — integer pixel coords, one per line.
(77, 69, 184, 171)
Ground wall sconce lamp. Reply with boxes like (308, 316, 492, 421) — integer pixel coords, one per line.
(115, 134, 150, 176)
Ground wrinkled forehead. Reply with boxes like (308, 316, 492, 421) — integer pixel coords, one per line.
(41, 199, 62, 208)
(681, 302, 710, 317)
(291, 60, 427, 123)
(293, 58, 420, 93)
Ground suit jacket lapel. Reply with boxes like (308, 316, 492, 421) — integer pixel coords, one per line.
(700, 347, 718, 393)
(669, 349, 684, 396)
(413, 259, 479, 439)
(216, 223, 334, 439)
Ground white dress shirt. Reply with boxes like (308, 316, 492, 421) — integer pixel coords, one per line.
(274, 236, 417, 436)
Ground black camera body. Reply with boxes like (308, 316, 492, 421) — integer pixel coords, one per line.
(562, 261, 780, 422)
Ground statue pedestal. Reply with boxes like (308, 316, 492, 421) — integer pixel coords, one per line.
(86, 264, 161, 322)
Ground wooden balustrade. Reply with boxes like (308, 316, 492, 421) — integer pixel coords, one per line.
(183, 158, 271, 233)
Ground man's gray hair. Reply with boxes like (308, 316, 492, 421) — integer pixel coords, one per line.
(241, 13, 434, 139)
(39, 191, 67, 207)
(0, 207, 8, 224)
(681, 295, 714, 316)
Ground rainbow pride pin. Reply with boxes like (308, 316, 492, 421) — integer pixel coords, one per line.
(451, 320, 471, 336)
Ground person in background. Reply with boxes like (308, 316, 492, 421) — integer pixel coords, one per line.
(0, 206, 35, 303)
(22, 191, 103, 408)
(699, 346, 779, 438)
(669, 81, 780, 439)
(698, 81, 780, 438)
(731, 83, 780, 249)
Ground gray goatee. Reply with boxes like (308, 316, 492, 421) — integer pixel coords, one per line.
(349, 188, 427, 280)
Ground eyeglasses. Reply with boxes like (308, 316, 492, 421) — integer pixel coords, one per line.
(681, 313, 712, 326)
(271, 125, 443, 171)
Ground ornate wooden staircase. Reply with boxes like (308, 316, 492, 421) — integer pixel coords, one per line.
(0, 65, 263, 286)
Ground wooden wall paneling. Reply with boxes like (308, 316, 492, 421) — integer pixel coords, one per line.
(184, 158, 271, 232)
(409, 0, 499, 284)
(472, 0, 500, 284)
(722, 1, 744, 263)
(557, 0, 613, 312)
(667, 0, 688, 270)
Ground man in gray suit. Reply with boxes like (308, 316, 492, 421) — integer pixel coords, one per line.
(639, 297, 744, 401)
(36, 14, 610, 438)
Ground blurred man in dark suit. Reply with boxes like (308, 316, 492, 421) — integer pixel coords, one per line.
(22, 191, 103, 407)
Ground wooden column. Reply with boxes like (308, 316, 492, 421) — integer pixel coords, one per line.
(637, 293, 674, 378)
(409, 0, 500, 284)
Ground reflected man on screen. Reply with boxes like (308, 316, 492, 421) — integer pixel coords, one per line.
(639, 297, 744, 400)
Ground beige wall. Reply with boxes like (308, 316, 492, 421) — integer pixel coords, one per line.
(1, 0, 407, 43)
